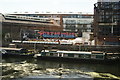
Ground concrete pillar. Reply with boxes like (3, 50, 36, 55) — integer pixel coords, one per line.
(0, 13, 2, 46)
(0, 13, 2, 79)
(60, 15, 63, 28)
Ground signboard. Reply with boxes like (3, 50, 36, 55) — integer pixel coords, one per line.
(37, 31, 77, 38)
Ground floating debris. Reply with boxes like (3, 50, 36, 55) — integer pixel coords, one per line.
(2, 58, 120, 79)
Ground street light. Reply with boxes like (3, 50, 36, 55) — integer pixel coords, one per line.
(103, 38, 106, 45)
(119, 38, 120, 41)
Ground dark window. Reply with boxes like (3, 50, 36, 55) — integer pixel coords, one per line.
(68, 54, 74, 57)
(50, 53, 53, 56)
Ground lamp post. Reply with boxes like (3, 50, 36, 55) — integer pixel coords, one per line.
(119, 38, 120, 45)
(103, 38, 106, 45)
(111, 9, 113, 34)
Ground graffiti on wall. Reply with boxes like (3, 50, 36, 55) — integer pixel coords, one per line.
(37, 31, 77, 38)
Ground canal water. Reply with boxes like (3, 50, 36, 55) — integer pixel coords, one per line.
(2, 57, 120, 80)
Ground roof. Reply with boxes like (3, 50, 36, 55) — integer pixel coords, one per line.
(92, 51, 104, 53)
(98, 0, 120, 2)
(0, 47, 23, 51)
(8, 12, 93, 15)
(41, 50, 91, 55)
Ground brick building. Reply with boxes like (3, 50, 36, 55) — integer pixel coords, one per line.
(9, 12, 93, 42)
(94, 0, 120, 45)
(1, 12, 93, 45)
(1, 14, 62, 43)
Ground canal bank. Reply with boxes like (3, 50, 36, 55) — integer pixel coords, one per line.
(2, 42, 120, 53)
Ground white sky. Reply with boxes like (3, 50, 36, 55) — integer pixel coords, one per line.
(0, 0, 97, 14)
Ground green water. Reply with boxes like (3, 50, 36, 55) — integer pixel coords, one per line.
(1, 57, 120, 80)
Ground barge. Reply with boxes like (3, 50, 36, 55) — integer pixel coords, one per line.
(37, 50, 120, 64)
(0, 47, 35, 58)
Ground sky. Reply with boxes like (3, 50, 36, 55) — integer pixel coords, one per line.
(0, 0, 97, 14)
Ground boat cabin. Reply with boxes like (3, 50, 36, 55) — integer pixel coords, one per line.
(91, 51, 105, 60)
(41, 50, 105, 60)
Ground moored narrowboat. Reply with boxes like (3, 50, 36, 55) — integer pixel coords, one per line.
(0, 47, 35, 58)
(37, 50, 120, 64)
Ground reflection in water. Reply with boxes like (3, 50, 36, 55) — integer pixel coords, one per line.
(2, 57, 120, 79)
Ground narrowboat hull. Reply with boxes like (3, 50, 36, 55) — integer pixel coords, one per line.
(1, 47, 35, 58)
(37, 56, 120, 64)
(2, 53, 34, 58)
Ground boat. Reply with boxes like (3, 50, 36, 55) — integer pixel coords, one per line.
(37, 50, 120, 64)
(0, 47, 35, 58)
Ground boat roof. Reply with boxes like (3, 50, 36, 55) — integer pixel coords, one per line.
(91, 51, 105, 55)
(0, 47, 23, 51)
(91, 51, 104, 53)
(41, 50, 91, 54)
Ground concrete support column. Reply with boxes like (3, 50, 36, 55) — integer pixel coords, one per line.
(0, 13, 2, 79)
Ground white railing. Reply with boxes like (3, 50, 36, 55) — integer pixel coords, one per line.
(12, 40, 73, 45)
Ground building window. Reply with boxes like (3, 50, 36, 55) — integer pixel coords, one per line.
(99, 26, 111, 35)
(65, 25, 76, 31)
